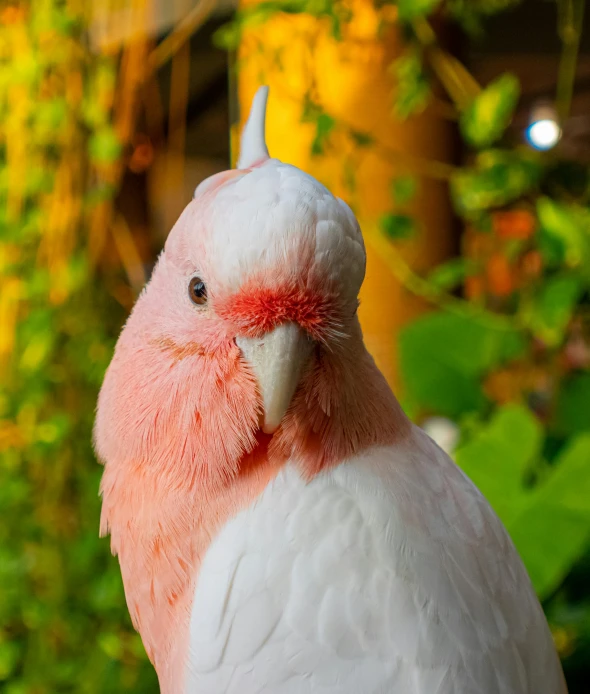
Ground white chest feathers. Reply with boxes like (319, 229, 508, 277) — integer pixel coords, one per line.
(185, 429, 564, 694)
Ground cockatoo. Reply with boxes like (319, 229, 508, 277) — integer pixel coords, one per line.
(95, 87, 566, 694)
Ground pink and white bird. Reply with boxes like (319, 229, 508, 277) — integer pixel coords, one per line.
(95, 87, 566, 694)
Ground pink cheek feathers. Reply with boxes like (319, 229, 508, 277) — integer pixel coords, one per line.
(96, 335, 286, 694)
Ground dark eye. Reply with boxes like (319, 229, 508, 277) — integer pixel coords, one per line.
(188, 276, 207, 305)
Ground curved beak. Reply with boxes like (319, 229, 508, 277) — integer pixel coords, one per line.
(236, 323, 314, 434)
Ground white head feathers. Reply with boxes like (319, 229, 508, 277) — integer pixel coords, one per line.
(187, 86, 366, 305)
(237, 86, 270, 169)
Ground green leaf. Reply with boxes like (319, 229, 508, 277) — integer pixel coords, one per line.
(455, 404, 542, 522)
(19, 333, 55, 373)
(452, 149, 543, 217)
(0, 641, 20, 680)
(349, 130, 374, 148)
(391, 176, 418, 205)
(460, 73, 520, 148)
(555, 373, 590, 436)
(398, 311, 525, 417)
(526, 274, 583, 346)
(98, 632, 124, 660)
(9, 54, 40, 85)
(23, 169, 54, 196)
(329, 12, 342, 40)
(301, 96, 322, 123)
(507, 434, 590, 598)
(537, 226, 566, 268)
(392, 51, 431, 119)
(380, 213, 415, 239)
(88, 127, 122, 164)
(457, 412, 590, 599)
(311, 113, 335, 155)
(33, 99, 69, 139)
(35, 413, 71, 445)
(536, 197, 590, 266)
(213, 21, 241, 50)
(398, 0, 442, 21)
(427, 258, 474, 290)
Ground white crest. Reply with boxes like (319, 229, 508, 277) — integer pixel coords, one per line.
(237, 86, 270, 169)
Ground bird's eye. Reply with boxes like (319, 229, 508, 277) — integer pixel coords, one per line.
(188, 276, 207, 305)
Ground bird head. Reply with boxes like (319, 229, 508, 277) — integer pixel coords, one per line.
(176, 87, 365, 433)
(95, 87, 403, 493)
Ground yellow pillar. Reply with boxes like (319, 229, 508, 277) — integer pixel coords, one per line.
(235, 3, 455, 389)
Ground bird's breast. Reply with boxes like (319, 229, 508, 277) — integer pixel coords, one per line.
(183, 434, 564, 694)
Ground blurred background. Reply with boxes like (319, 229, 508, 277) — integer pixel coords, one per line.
(1, 0, 590, 691)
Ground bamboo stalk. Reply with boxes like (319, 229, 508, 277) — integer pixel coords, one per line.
(412, 17, 481, 110)
(110, 213, 147, 293)
(166, 39, 191, 204)
(147, 0, 218, 73)
(556, 0, 585, 123)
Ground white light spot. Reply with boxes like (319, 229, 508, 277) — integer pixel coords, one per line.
(421, 417, 460, 455)
(526, 118, 561, 151)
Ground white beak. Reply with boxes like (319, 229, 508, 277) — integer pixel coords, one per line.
(236, 323, 314, 434)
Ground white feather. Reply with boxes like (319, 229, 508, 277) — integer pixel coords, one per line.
(203, 161, 365, 304)
(185, 425, 565, 693)
(237, 86, 270, 169)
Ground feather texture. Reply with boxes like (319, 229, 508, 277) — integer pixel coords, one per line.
(237, 86, 270, 169)
(186, 427, 565, 694)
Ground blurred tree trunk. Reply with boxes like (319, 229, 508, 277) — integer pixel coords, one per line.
(234, 1, 456, 390)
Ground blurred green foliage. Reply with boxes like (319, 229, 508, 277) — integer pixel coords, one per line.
(387, 1, 590, 688)
(459, 73, 520, 149)
(391, 48, 431, 119)
(0, 2, 158, 692)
